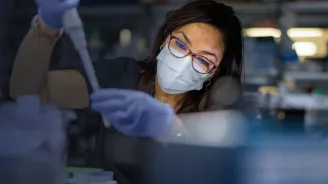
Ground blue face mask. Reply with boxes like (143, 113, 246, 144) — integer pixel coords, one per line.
(156, 45, 211, 94)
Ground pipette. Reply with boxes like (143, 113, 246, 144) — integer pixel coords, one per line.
(63, 9, 110, 128)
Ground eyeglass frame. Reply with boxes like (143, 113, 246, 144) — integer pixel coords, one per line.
(166, 33, 219, 74)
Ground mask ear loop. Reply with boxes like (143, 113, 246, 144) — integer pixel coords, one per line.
(205, 80, 211, 91)
(205, 67, 219, 90)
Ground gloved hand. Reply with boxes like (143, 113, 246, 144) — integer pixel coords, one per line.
(35, 0, 79, 29)
(90, 89, 175, 138)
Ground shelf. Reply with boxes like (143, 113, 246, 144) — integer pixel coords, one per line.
(150, 2, 279, 15)
(284, 71, 328, 81)
(267, 94, 328, 110)
(228, 2, 279, 14)
(284, 1, 328, 12)
(151, 2, 328, 14)
(13, 2, 328, 16)
(13, 5, 144, 16)
(12, 2, 328, 27)
(244, 71, 278, 85)
(79, 5, 143, 15)
(244, 76, 272, 85)
(282, 1, 328, 26)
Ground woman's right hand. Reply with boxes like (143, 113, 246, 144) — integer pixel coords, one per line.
(35, 0, 79, 29)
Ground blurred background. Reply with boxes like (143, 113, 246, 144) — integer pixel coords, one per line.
(3, 0, 328, 132)
(2, 0, 328, 183)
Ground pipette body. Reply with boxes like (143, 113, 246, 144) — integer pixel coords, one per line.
(63, 9, 110, 127)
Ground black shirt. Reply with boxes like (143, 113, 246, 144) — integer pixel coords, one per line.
(55, 57, 154, 182)
(54, 57, 242, 184)
(54, 57, 144, 159)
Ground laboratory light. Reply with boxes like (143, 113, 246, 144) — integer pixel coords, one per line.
(245, 28, 281, 38)
(245, 28, 325, 38)
(293, 42, 317, 56)
(119, 29, 132, 46)
(288, 28, 323, 38)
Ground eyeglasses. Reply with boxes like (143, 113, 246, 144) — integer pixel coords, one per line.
(167, 34, 218, 74)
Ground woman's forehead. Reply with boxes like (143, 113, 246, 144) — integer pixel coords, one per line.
(175, 23, 220, 38)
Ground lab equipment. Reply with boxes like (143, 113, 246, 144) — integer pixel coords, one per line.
(0, 95, 66, 184)
(36, 0, 79, 29)
(63, 9, 110, 127)
(245, 134, 328, 184)
(90, 88, 175, 137)
(88, 171, 114, 184)
(243, 37, 278, 75)
(65, 168, 115, 184)
(66, 167, 102, 184)
(304, 90, 328, 135)
(257, 84, 328, 134)
(148, 111, 245, 184)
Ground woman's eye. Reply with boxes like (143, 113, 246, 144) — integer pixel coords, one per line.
(175, 40, 187, 50)
(199, 58, 209, 66)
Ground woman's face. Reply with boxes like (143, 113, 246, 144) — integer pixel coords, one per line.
(165, 22, 225, 73)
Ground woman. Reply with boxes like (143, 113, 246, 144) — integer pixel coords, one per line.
(10, 0, 243, 183)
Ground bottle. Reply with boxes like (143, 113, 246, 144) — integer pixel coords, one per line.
(304, 89, 325, 135)
(88, 171, 114, 184)
(279, 11, 299, 71)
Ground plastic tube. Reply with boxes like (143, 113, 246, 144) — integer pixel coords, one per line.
(63, 9, 110, 128)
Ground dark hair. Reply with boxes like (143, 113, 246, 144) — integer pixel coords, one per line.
(138, 0, 243, 113)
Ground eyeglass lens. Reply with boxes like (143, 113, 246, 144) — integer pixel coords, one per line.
(169, 37, 215, 74)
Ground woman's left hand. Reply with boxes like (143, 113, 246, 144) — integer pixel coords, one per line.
(90, 89, 175, 138)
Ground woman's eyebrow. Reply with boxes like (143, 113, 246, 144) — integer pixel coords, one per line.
(176, 31, 192, 46)
(199, 50, 218, 61)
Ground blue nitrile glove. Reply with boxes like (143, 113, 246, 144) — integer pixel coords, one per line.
(90, 89, 175, 138)
(35, 0, 79, 29)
